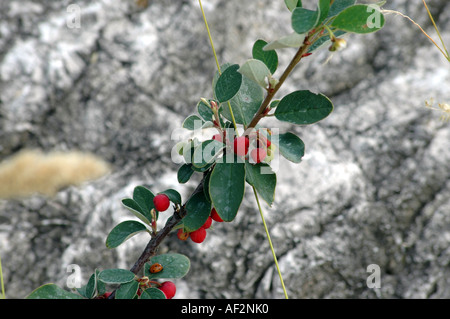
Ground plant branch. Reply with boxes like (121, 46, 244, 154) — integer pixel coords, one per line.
(244, 36, 313, 133)
(107, 173, 207, 299)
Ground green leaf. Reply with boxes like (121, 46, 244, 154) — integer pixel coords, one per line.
(238, 59, 271, 88)
(133, 186, 155, 217)
(270, 100, 280, 108)
(115, 280, 139, 299)
(26, 284, 84, 299)
(317, 0, 331, 26)
(98, 269, 136, 285)
(177, 163, 194, 184)
(214, 64, 243, 103)
(182, 114, 205, 130)
(106, 220, 148, 249)
(209, 158, 246, 222)
(203, 170, 212, 202)
(212, 64, 264, 127)
(252, 39, 278, 74)
(140, 288, 166, 299)
(331, 4, 385, 34)
(192, 139, 225, 168)
(292, 7, 319, 34)
(263, 33, 306, 51)
(328, 0, 356, 18)
(145, 253, 190, 280)
(292, 0, 331, 34)
(121, 198, 152, 226)
(183, 191, 211, 232)
(220, 73, 264, 127)
(274, 90, 333, 125)
(183, 139, 199, 165)
(275, 132, 305, 163)
(284, 0, 302, 11)
(245, 162, 276, 206)
(158, 189, 182, 205)
(197, 99, 215, 122)
(77, 271, 99, 299)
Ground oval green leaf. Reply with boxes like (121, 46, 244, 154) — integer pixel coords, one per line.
(183, 191, 211, 232)
(121, 198, 151, 226)
(328, 0, 356, 18)
(98, 269, 136, 285)
(177, 163, 194, 184)
(264, 33, 307, 51)
(209, 158, 246, 222)
(238, 59, 271, 88)
(26, 284, 84, 299)
(76, 271, 98, 299)
(275, 132, 305, 163)
(220, 74, 264, 127)
(331, 4, 385, 34)
(252, 39, 278, 74)
(316, 0, 331, 27)
(115, 280, 139, 299)
(284, 0, 302, 12)
(292, 7, 319, 34)
(245, 162, 276, 206)
(145, 253, 191, 280)
(182, 114, 205, 130)
(133, 186, 155, 217)
(106, 220, 148, 249)
(140, 287, 166, 299)
(214, 64, 242, 103)
(274, 90, 333, 125)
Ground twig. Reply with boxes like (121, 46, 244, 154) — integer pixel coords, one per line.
(107, 174, 207, 299)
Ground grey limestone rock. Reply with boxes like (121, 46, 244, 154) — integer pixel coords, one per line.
(0, 0, 449, 299)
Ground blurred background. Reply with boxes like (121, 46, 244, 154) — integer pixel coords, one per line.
(0, 0, 449, 298)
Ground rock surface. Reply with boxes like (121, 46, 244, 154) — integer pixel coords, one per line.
(0, 0, 449, 299)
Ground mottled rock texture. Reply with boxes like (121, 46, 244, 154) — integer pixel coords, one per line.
(0, 0, 449, 298)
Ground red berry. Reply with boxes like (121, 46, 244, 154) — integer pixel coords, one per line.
(153, 194, 170, 212)
(202, 216, 212, 229)
(210, 208, 223, 222)
(233, 136, 249, 156)
(158, 281, 176, 299)
(98, 292, 112, 299)
(190, 227, 207, 243)
(212, 134, 223, 143)
(250, 148, 267, 164)
(177, 229, 189, 241)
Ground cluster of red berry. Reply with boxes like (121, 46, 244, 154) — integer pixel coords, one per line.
(177, 208, 223, 244)
(213, 129, 272, 164)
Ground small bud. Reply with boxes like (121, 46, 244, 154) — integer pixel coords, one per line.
(210, 100, 218, 110)
(267, 75, 279, 89)
(329, 38, 347, 52)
